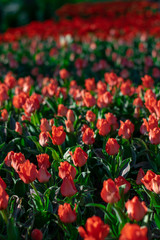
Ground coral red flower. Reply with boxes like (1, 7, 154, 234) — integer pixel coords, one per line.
(0, 109, 8, 121)
(65, 120, 74, 132)
(96, 119, 111, 136)
(66, 109, 75, 122)
(58, 203, 77, 223)
(149, 127, 160, 144)
(120, 223, 148, 240)
(51, 126, 66, 145)
(40, 118, 51, 132)
(15, 122, 22, 135)
(115, 176, 131, 194)
(36, 154, 51, 169)
(85, 78, 96, 91)
(136, 168, 145, 185)
(18, 160, 38, 184)
(57, 104, 68, 117)
(39, 132, 49, 147)
(105, 138, 120, 155)
(78, 216, 110, 240)
(118, 120, 134, 139)
(151, 175, 160, 194)
(5, 151, 26, 171)
(59, 69, 69, 79)
(83, 92, 96, 107)
(104, 72, 118, 86)
(125, 196, 147, 221)
(82, 127, 95, 145)
(141, 170, 156, 191)
(141, 75, 154, 88)
(31, 229, 43, 240)
(101, 179, 120, 203)
(58, 161, 76, 180)
(86, 110, 96, 122)
(37, 167, 51, 183)
(70, 147, 88, 167)
(105, 113, 118, 130)
(60, 175, 77, 197)
(0, 186, 9, 210)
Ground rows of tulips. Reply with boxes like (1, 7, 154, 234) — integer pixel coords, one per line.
(0, 1, 160, 240)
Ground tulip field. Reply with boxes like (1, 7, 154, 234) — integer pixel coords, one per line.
(1, 1, 160, 239)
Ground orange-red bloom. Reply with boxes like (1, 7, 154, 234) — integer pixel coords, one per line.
(40, 118, 51, 132)
(18, 160, 38, 184)
(96, 119, 111, 136)
(86, 110, 96, 122)
(58, 161, 76, 180)
(115, 176, 131, 194)
(70, 147, 88, 167)
(39, 132, 49, 147)
(37, 167, 51, 183)
(105, 138, 120, 155)
(66, 109, 75, 122)
(82, 127, 95, 145)
(58, 203, 77, 223)
(141, 74, 154, 88)
(36, 153, 51, 169)
(15, 122, 22, 135)
(125, 196, 147, 221)
(60, 175, 77, 197)
(149, 127, 160, 144)
(0, 186, 9, 210)
(136, 168, 145, 185)
(118, 120, 134, 139)
(57, 104, 68, 117)
(101, 179, 120, 203)
(51, 126, 66, 145)
(78, 216, 110, 240)
(120, 223, 148, 240)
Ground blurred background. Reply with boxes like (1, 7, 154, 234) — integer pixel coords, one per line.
(0, 0, 157, 33)
(0, 0, 111, 33)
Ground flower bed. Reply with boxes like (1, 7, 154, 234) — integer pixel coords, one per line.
(0, 1, 160, 239)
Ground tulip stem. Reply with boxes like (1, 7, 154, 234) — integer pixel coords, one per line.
(30, 182, 43, 208)
(58, 145, 63, 158)
(0, 209, 8, 224)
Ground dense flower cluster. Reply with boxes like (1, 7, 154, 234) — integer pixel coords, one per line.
(0, 1, 160, 239)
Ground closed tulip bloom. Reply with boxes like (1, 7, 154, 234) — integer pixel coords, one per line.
(58, 203, 77, 223)
(37, 167, 51, 183)
(125, 196, 147, 221)
(149, 127, 160, 144)
(151, 175, 160, 194)
(15, 122, 22, 135)
(82, 127, 95, 145)
(105, 138, 120, 155)
(70, 147, 88, 167)
(120, 223, 148, 240)
(78, 216, 110, 240)
(115, 176, 131, 194)
(60, 175, 77, 197)
(18, 160, 38, 184)
(65, 120, 74, 132)
(59, 69, 69, 79)
(31, 229, 43, 240)
(0, 177, 7, 190)
(101, 179, 120, 203)
(57, 104, 68, 117)
(51, 126, 66, 145)
(136, 168, 145, 185)
(66, 109, 75, 122)
(86, 110, 96, 122)
(40, 118, 51, 132)
(39, 132, 49, 147)
(0, 186, 9, 210)
(96, 119, 111, 136)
